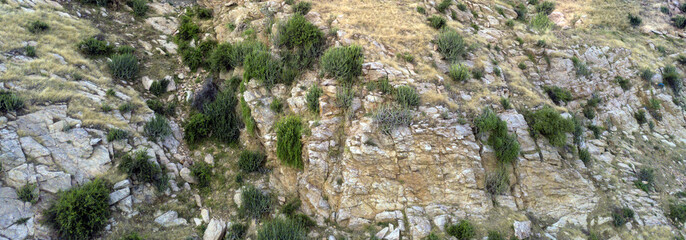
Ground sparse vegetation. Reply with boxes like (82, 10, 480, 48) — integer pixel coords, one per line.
(525, 106, 574, 147)
(257, 217, 306, 240)
(535, 1, 555, 15)
(204, 90, 241, 143)
(395, 85, 420, 108)
(436, 29, 466, 63)
(530, 13, 553, 32)
(119, 150, 164, 185)
(628, 13, 642, 27)
(321, 45, 364, 84)
(673, 16, 686, 29)
(240, 185, 272, 218)
(144, 114, 171, 142)
(46, 179, 110, 240)
(335, 87, 355, 109)
(485, 167, 509, 197)
(18, 184, 38, 204)
(293, 1, 312, 15)
(306, 85, 323, 114)
(109, 54, 139, 80)
(436, 0, 451, 13)
(634, 109, 647, 125)
(449, 64, 470, 82)
(149, 79, 169, 96)
(183, 113, 210, 145)
(191, 161, 212, 189)
(641, 68, 655, 82)
(446, 220, 475, 240)
(663, 65, 682, 94)
(276, 116, 303, 169)
(107, 128, 128, 142)
(571, 56, 591, 77)
(28, 20, 49, 33)
(475, 108, 520, 164)
(78, 37, 113, 56)
(130, 0, 148, 17)
(669, 203, 686, 224)
(0, 91, 24, 113)
(428, 16, 447, 29)
(579, 147, 591, 165)
(543, 85, 572, 105)
(238, 150, 266, 173)
(615, 76, 630, 91)
(633, 167, 654, 192)
(270, 97, 283, 113)
(612, 207, 635, 227)
(225, 223, 247, 240)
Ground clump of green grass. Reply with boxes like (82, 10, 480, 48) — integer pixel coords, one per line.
(321, 45, 364, 84)
(0, 91, 24, 113)
(257, 217, 306, 240)
(474, 108, 520, 164)
(78, 37, 113, 56)
(107, 128, 128, 142)
(129, 0, 148, 17)
(571, 56, 590, 77)
(543, 85, 572, 105)
(514, 3, 527, 21)
(446, 220, 475, 240)
(485, 167, 509, 197)
(530, 13, 552, 32)
(146, 99, 175, 116)
(226, 223, 247, 240)
(628, 13, 642, 27)
(641, 68, 655, 82)
(525, 106, 574, 147)
(335, 87, 355, 109)
(204, 90, 241, 143)
(183, 113, 210, 145)
(119, 150, 163, 184)
(633, 167, 654, 192)
(374, 104, 412, 134)
(663, 65, 681, 94)
(28, 20, 49, 33)
(535, 1, 555, 15)
(191, 161, 212, 189)
(436, 0, 452, 13)
(18, 184, 38, 204)
(394, 85, 420, 108)
(449, 63, 470, 82)
(634, 109, 647, 125)
(428, 16, 447, 29)
(436, 29, 466, 63)
(612, 207, 634, 227)
(306, 85, 323, 114)
(615, 76, 631, 91)
(277, 14, 323, 50)
(109, 54, 139, 80)
(669, 203, 686, 224)
(673, 16, 686, 29)
(149, 79, 169, 96)
(578, 147, 591, 165)
(270, 98, 283, 113)
(45, 179, 110, 240)
(416, 6, 426, 14)
(500, 97, 511, 110)
(240, 185, 272, 218)
(238, 150, 266, 173)
(276, 116, 303, 169)
(144, 114, 171, 142)
(367, 76, 394, 94)
(293, 1, 311, 15)
(176, 15, 200, 42)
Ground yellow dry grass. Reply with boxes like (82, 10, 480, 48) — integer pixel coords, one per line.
(0, 3, 144, 128)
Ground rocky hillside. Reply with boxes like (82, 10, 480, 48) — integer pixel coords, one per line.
(2, 0, 686, 239)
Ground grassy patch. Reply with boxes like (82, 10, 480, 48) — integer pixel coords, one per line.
(0, 91, 24, 113)
(46, 179, 110, 240)
(183, 113, 210, 145)
(449, 63, 470, 82)
(436, 29, 467, 63)
(276, 116, 303, 169)
(257, 217, 306, 240)
(427, 16, 447, 29)
(374, 104, 412, 134)
(238, 150, 266, 173)
(525, 106, 574, 147)
(543, 85, 572, 105)
(306, 85, 323, 114)
(394, 85, 420, 108)
(78, 37, 113, 56)
(107, 128, 129, 142)
(240, 186, 271, 218)
(191, 161, 212, 189)
(612, 207, 634, 227)
(144, 114, 171, 142)
(321, 45, 364, 84)
(446, 220, 475, 240)
(475, 108, 520, 164)
(109, 53, 139, 81)
(17, 184, 38, 204)
(27, 20, 49, 33)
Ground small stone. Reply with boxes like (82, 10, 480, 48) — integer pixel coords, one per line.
(109, 187, 130, 205)
(201, 209, 210, 223)
(203, 218, 226, 240)
(514, 220, 532, 240)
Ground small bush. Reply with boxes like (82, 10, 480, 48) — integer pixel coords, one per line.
(663, 65, 682, 94)
(530, 13, 552, 32)
(225, 223, 247, 240)
(661, 6, 670, 14)
(240, 186, 271, 218)
(306, 85, 322, 114)
(238, 150, 266, 173)
(277, 14, 323, 50)
(293, 1, 311, 15)
(109, 54, 139, 80)
(243, 50, 285, 87)
(514, 3, 527, 21)
(270, 97, 283, 113)
(579, 147, 591, 165)
(436, 29, 466, 63)
(612, 207, 634, 227)
(669, 203, 686, 223)
(28, 20, 49, 33)
(120, 232, 143, 240)
(130, 0, 148, 17)
(395, 85, 420, 108)
(119, 150, 162, 184)
(457, 3, 467, 11)
(677, 55, 686, 66)
(570, 57, 590, 77)
(194, 7, 213, 19)
(204, 91, 241, 143)
(449, 63, 470, 82)
(417, 6, 426, 14)
(680, 3, 686, 13)
(257, 217, 306, 240)
(634, 109, 647, 125)
(107, 128, 128, 142)
(183, 113, 210, 145)
(535, 1, 555, 15)
(0, 91, 24, 113)
(500, 97, 511, 110)
(118, 102, 137, 113)
(18, 184, 38, 204)
(181, 47, 203, 72)
(640, 68, 654, 81)
(485, 168, 509, 196)
(475, 108, 520, 164)
(321, 45, 364, 84)
(176, 15, 200, 42)
(276, 116, 303, 168)
(633, 168, 654, 192)
(471, 67, 484, 80)
(505, 19, 515, 28)
(428, 16, 447, 29)
(281, 198, 301, 216)
(208, 43, 233, 73)
(146, 99, 175, 116)
(525, 106, 574, 147)
(436, 0, 451, 13)
(583, 104, 595, 119)
(446, 220, 475, 240)
(240, 96, 256, 135)
(78, 37, 113, 56)
(628, 13, 642, 27)
(487, 231, 505, 240)
(46, 179, 110, 240)
(673, 16, 686, 29)
(191, 161, 212, 189)
(335, 87, 355, 109)
(144, 114, 171, 141)
(374, 104, 412, 134)
(543, 85, 572, 105)
(149, 79, 169, 96)
(614, 76, 630, 91)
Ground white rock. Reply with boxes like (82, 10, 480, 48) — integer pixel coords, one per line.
(203, 218, 226, 240)
(154, 211, 187, 227)
(514, 220, 532, 240)
(201, 209, 210, 223)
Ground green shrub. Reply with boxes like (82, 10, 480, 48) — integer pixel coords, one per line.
(634, 109, 647, 125)
(117, 45, 135, 54)
(238, 150, 266, 173)
(663, 65, 682, 94)
(240, 185, 271, 218)
(0, 91, 24, 113)
(485, 168, 509, 196)
(119, 232, 143, 240)
(374, 104, 412, 134)
(500, 97, 511, 110)
(270, 97, 283, 113)
(18, 184, 38, 204)
(293, 1, 312, 15)
(277, 14, 323, 50)
(449, 64, 470, 83)
(79, 0, 110, 6)
(633, 168, 654, 192)
(583, 104, 595, 119)
(471, 67, 484, 80)
(525, 106, 574, 147)
(612, 207, 634, 227)
(240, 96, 256, 135)
(543, 85, 572, 105)
(306, 85, 323, 113)
(181, 47, 203, 72)
(647, 97, 662, 121)
(243, 50, 286, 87)
(149, 79, 169, 96)
(535, 1, 555, 15)
(191, 161, 212, 189)
(257, 217, 306, 240)
(276, 116, 303, 168)
(436, 0, 452, 13)
(107, 128, 129, 142)
(530, 13, 552, 32)
(428, 16, 447, 29)
(225, 223, 247, 240)
(335, 87, 355, 109)
(628, 13, 642, 27)
(321, 45, 364, 84)
(673, 16, 686, 29)
(661, 6, 670, 14)
(78, 37, 113, 56)
(395, 85, 420, 108)
(208, 43, 233, 73)
(183, 113, 210, 145)
(109, 54, 139, 80)
(680, 3, 686, 13)
(446, 220, 475, 240)
(417, 6, 426, 14)
(487, 231, 506, 240)
(370, 76, 393, 94)
(669, 203, 686, 223)
(505, 19, 515, 28)
(146, 99, 176, 116)
(570, 56, 590, 77)
(615, 76, 630, 91)
(677, 55, 686, 66)
(144, 114, 171, 141)
(475, 108, 520, 164)
(119, 150, 163, 184)
(130, 0, 148, 17)
(231, 40, 267, 67)
(28, 20, 49, 33)
(204, 91, 241, 143)
(176, 15, 200, 42)
(514, 3, 527, 21)
(436, 29, 466, 63)
(579, 147, 591, 165)
(45, 179, 110, 240)
(398, 52, 415, 63)
(118, 102, 137, 113)
(194, 7, 213, 19)
(457, 2, 467, 11)
(281, 198, 301, 216)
